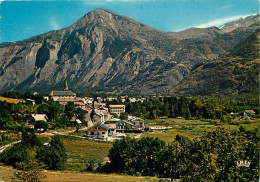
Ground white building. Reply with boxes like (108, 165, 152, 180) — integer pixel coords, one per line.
(109, 105, 125, 116)
(87, 122, 109, 139)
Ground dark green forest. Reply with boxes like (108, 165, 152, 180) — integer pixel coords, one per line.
(107, 96, 259, 121)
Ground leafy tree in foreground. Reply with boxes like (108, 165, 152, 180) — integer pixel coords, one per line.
(37, 135, 67, 170)
(0, 143, 30, 168)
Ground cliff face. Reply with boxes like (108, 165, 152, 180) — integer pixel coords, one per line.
(0, 9, 258, 94)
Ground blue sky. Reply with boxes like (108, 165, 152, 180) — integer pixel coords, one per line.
(0, 0, 259, 43)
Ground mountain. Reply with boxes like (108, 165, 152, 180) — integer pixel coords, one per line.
(0, 9, 258, 94)
(171, 28, 260, 96)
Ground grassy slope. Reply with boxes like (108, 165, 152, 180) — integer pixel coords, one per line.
(0, 96, 23, 104)
(0, 166, 158, 182)
(62, 136, 112, 171)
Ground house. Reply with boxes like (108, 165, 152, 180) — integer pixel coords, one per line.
(95, 108, 112, 122)
(121, 96, 128, 102)
(93, 111, 105, 123)
(116, 120, 134, 132)
(49, 80, 76, 101)
(129, 97, 146, 103)
(43, 143, 50, 147)
(130, 118, 145, 130)
(31, 114, 48, 122)
(108, 118, 121, 123)
(87, 122, 109, 139)
(87, 120, 93, 127)
(243, 110, 255, 120)
(57, 97, 85, 108)
(43, 96, 49, 101)
(109, 105, 125, 116)
(104, 124, 117, 135)
(105, 97, 117, 101)
(84, 97, 94, 105)
(25, 99, 36, 105)
(70, 117, 82, 126)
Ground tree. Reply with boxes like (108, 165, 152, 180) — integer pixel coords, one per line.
(65, 101, 75, 120)
(37, 135, 67, 170)
(21, 130, 41, 147)
(34, 120, 48, 132)
(108, 136, 137, 174)
(0, 143, 30, 168)
(119, 112, 128, 120)
(134, 137, 165, 176)
(75, 108, 85, 123)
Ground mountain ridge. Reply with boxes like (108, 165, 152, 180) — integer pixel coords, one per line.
(172, 28, 260, 96)
(0, 9, 259, 94)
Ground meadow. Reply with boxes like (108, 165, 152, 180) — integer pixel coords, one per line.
(0, 165, 160, 182)
(60, 136, 112, 171)
(142, 118, 260, 142)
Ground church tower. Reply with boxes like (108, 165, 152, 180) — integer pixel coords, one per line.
(64, 80, 69, 91)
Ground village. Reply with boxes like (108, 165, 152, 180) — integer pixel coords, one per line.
(0, 81, 148, 141)
(0, 80, 256, 142)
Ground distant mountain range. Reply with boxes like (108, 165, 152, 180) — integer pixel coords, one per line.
(0, 9, 258, 95)
(172, 28, 259, 96)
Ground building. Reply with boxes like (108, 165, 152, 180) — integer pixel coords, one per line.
(70, 117, 82, 126)
(116, 120, 134, 132)
(95, 107, 112, 122)
(129, 117, 145, 130)
(243, 110, 255, 120)
(109, 105, 125, 116)
(31, 114, 48, 122)
(104, 124, 117, 135)
(87, 122, 109, 139)
(57, 97, 85, 108)
(49, 80, 76, 101)
(93, 111, 105, 123)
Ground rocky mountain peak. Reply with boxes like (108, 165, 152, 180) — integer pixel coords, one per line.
(0, 10, 258, 94)
(70, 8, 139, 32)
(221, 14, 259, 33)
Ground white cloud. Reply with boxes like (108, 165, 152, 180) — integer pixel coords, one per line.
(222, 4, 234, 9)
(195, 14, 252, 28)
(50, 17, 60, 30)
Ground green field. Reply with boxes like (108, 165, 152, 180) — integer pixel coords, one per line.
(142, 118, 260, 142)
(61, 136, 113, 171)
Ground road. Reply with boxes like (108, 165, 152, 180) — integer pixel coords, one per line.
(0, 140, 21, 153)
